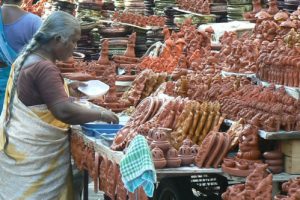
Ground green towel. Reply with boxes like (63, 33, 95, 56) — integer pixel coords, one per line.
(120, 135, 157, 197)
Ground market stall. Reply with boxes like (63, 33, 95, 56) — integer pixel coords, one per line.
(19, 0, 300, 199)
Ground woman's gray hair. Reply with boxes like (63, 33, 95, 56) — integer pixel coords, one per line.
(18, 11, 80, 66)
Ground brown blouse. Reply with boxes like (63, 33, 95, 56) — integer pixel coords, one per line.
(17, 60, 69, 108)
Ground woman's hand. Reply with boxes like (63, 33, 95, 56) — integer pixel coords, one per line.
(68, 81, 86, 97)
(101, 110, 119, 124)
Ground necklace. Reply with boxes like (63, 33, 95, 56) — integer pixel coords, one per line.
(33, 52, 54, 63)
(2, 4, 21, 8)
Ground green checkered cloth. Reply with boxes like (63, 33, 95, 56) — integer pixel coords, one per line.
(120, 135, 157, 197)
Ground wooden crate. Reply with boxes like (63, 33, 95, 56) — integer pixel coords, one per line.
(284, 155, 300, 174)
(281, 140, 300, 158)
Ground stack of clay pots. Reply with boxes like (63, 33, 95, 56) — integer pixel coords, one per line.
(227, 0, 252, 21)
(124, 0, 145, 15)
(263, 150, 284, 174)
(144, 0, 155, 15)
(148, 129, 197, 168)
(211, 0, 228, 22)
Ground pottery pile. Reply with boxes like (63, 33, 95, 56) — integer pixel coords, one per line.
(114, 0, 125, 10)
(70, 133, 149, 199)
(154, 0, 177, 16)
(220, 84, 300, 132)
(195, 131, 231, 168)
(211, 0, 228, 22)
(227, 0, 253, 21)
(146, 28, 164, 48)
(222, 125, 262, 177)
(263, 150, 284, 174)
(144, 0, 155, 15)
(124, 0, 145, 15)
(177, 0, 211, 15)
(283, 0, 299, 12)
(274, 177, 300, 199)
(222, 164, 273, 200)
(150, 130, 197, 168)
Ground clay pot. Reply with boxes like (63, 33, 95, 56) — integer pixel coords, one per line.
(152, 147, 167, 169)
(183, 138, 193, 147)
(265, 159, 283, 166)
(263, 151, 283, 160)
(268, 166, 283, 174)
(178, 144, 194, 166)
(166, 147, 181, 168)
(151, 130, 171, 152)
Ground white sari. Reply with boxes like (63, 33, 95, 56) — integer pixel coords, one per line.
(0, 60, 73, 200)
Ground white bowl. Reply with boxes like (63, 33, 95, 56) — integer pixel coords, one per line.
(78, 80, 109, 100)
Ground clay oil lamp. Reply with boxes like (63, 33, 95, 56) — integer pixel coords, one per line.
(178, 144, 194, 166)
(150, 130, 171, 152)
(152, 146, 167, 169)
(166, 147, 182, 168)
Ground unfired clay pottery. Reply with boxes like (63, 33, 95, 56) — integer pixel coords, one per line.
(166, 147, 181, 168)
(152, 147, 167, 169)
(178, 144, 194, 166)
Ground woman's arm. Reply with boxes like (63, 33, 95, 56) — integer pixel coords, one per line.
(49, 100, 119, 125)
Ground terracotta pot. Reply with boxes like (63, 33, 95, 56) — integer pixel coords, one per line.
(152, 147, 167, 169)
(263, 151, 283, 160)
(265, 159, 283, 166)
(268, 166, 283, 174)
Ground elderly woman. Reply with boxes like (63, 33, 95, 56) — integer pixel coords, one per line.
(0, 11, 118, 199)
(0, 0, 42, 110)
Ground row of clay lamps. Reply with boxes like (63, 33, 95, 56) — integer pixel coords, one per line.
(147, 129, 199, 168)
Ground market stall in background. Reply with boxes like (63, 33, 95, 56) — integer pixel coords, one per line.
(19, 0, 300, 199)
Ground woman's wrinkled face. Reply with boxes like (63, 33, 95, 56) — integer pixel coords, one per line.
(55, 28, 81, 61)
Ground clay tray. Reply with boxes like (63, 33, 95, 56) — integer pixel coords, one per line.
(258, 80, 300, 100)
(221, 70, 256, 79)
(224, 119, 300, 140)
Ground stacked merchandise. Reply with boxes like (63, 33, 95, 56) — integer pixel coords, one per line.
(283, 0, 299, 12)
(144, 0, 155, 15)
(154, 0, 176, 16)
(51, 1, 77, 15)
(211, 0, 228, 22)
(227, 0, 253, 21)
(76, 1, 103, 61)
(77, 2, 103, 23)
(43, 0, 77, 19)
(135, 29, 148, 57)
(102, 0, 115, 10)
(145, 28, 164, 48)
(99, 25, 132, 58)
(76, 28, 101, 61)
(124, 0, 145, 14)
(114, 0, 125, 10)
(164, 7, 179, 29)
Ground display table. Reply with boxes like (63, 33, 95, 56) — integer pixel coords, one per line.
(71, 126, 300, 199)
